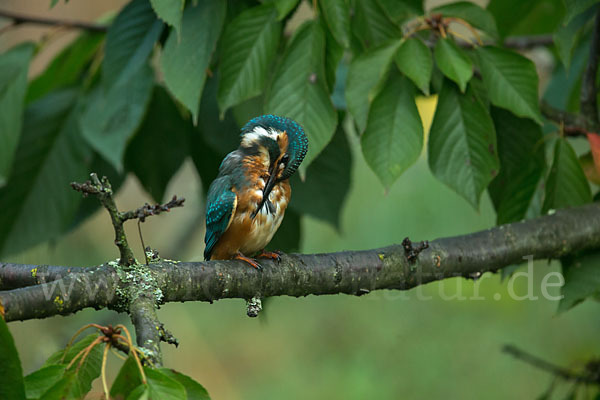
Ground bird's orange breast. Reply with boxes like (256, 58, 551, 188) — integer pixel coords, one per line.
(209, 180, 291, 260)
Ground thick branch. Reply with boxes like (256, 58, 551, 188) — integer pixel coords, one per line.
(129, 296, 163, 366)
(0, 263, 98, 290)
(0, 267, 119, 321)
(581, 9, 600, 125)
(1, 203, 600, 323)
(0, 9, 107, 32)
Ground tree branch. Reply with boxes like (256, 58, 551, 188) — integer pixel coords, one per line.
(0, 267, 120, 321)
(581, 9, 600, 125)
(70, 174, 185, 267)
(1, 202, 599, 323)
(0, 263, 98, 290)
(129, 295, 163, 366)
(71, 174, 137, 267)
(0, 9, 107, 32)
(540, 101, 597, 135)
(502, 34, 554, 50)
(69, 174, 185, 364)
(503, 345, 600, 384)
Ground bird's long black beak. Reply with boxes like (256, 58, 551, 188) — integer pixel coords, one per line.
(252, 168, 278, 219)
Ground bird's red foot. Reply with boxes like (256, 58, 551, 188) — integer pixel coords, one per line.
(234, 252, 262, 270)
(256, 250, 283, 261)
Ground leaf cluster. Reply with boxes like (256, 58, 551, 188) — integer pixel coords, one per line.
(0, 321, 210, 400)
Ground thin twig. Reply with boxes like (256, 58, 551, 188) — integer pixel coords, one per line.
(502, 34, 554, 49)
(503, 345, 600, 385)
(121, 196, 186, 223)
(0, 9, 107, 32)
(101, 344, 110, 400)
(581, 9, 600, 125)
(540, 101, 596, 136)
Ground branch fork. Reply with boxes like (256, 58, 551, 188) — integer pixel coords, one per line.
(70, 173, 186, 365)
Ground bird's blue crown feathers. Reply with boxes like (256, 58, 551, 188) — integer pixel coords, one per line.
(241, 115, 308, 180)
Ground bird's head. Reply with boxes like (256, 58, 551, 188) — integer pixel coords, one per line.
(240, 115, 308, 215)
(240, 114, 308, 182)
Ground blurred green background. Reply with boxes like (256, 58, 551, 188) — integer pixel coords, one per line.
(2, 0, 599, 398)
(4, 95, 599, 399)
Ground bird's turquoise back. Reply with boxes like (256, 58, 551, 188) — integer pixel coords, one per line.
(204, 175, 236, 260)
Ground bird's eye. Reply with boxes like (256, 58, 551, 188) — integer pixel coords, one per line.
(281, 154, 290, 166)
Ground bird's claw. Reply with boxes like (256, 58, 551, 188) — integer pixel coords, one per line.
(234, 253, 263, 270)
(257, 250, 283, 262)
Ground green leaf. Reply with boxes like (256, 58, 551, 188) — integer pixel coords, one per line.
(26, 32, 104, 103)
(554, 6, 596, 71)
(488, 0, 565, 37)
(563, 0, 599, 25)
(160, 368, 211, 400)
(42, 335, 103, 400)
(42, 373, 84, 400)
(24, 365, 66, 399)
(428, 80, 499, 208)
(0, 317, 25, 400)
(488, 107, 545, 224)
(81, 64, 154, 171)
(161, 0, 226, 122)
(542, 138, 592, 212)
(0, 43, 35, 188)
(103, 0, 163, 89)
(320, 0, 351, 48)
(197, 75, 241, 156)
(268, 208, 301, 253)
(476, 46, 543, 124)
(44, 334, 101, 367)
(265, 20, 337, 171)
(290, 122, 351, 227)
(150, 0, 184, 37)
(191, 75, 239, 192)
(128, 368, 186, 400)
(431, 1, 499, 38)
(395, 37, 432, 95)
(362, 73, 423, 189)
(324, 23, 344, 93)
(189, 127, 225, 195)
(110, 356, 143, 400)
(352, 0, 402, 49)
(559, 250, 600, 312)
(261, 0, 300, 20)
(0, 90, 92, 257)
(217, 5, 280, 116)
(345, 40, 401, 132)
(376, 0, 423, 24)
(125, 86, 189, 202)
(433, 38, 473, 93)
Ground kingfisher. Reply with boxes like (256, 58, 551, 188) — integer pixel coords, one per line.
(203, 115, 308, 269)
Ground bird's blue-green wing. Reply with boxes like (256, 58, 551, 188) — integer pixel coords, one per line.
(204, 176, 237, 260)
